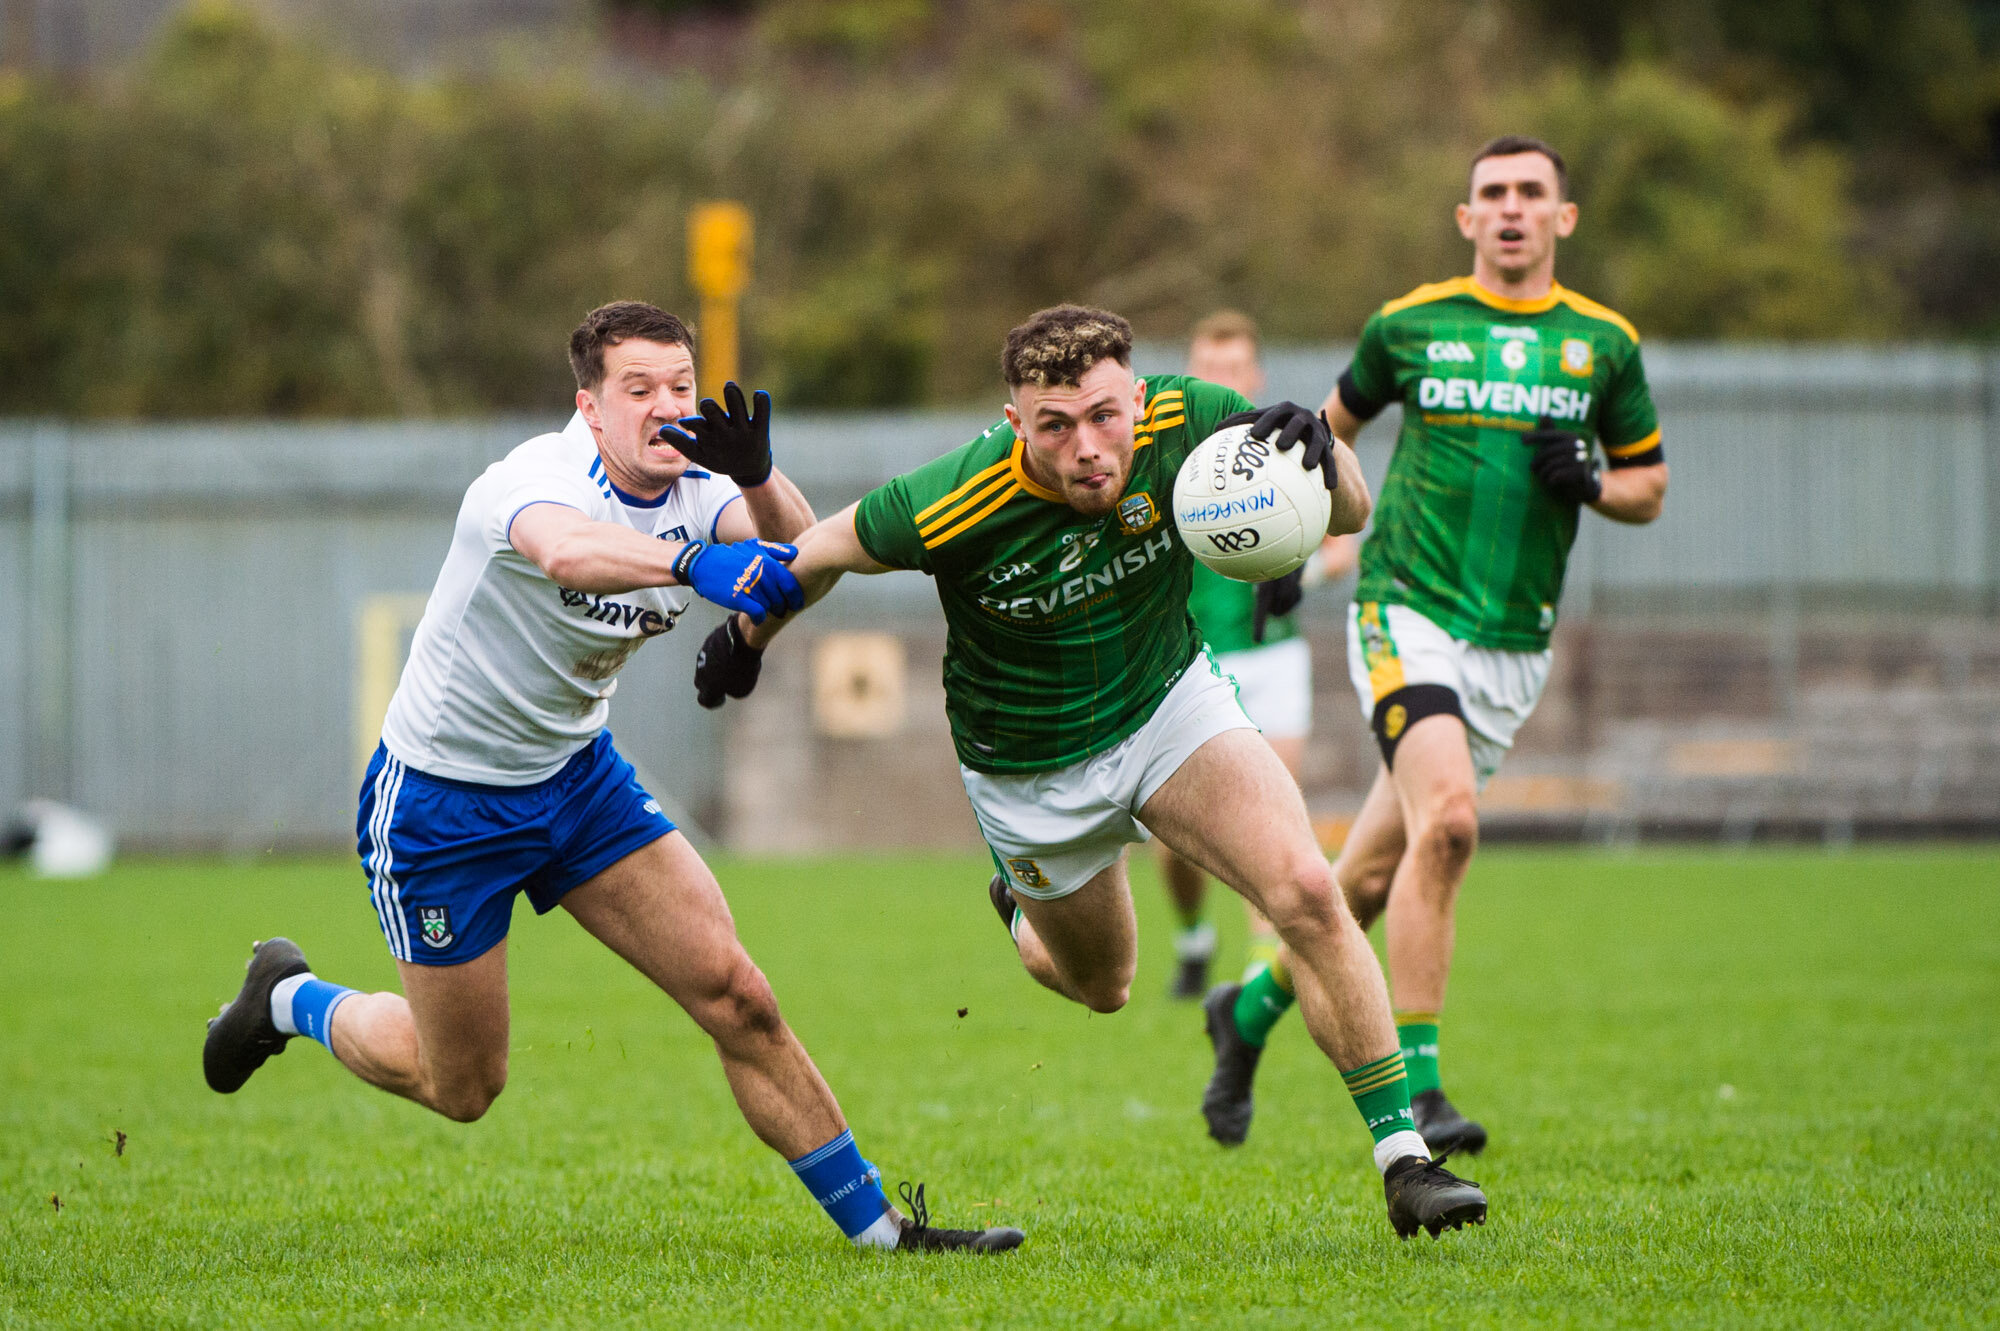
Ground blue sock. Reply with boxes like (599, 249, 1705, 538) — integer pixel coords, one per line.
(789, 1129, 890, 1241)
(275, 975, 357, 1052)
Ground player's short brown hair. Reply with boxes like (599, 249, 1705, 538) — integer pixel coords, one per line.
(1001, 304, 1134, 389)
(569, 301, 695, 391)
(1469, 135, 1568, 200)
(1190, 309, 1259, 349)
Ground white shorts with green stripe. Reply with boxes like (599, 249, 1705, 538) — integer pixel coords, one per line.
(1345, 601, 1551, 790)
(1215, 636, 1312, 740)
(962, 649, 1256, 901)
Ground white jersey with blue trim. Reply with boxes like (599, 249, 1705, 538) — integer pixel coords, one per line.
(381, 411, 742, 785)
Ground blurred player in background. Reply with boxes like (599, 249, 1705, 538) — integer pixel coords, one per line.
(697, 304, 1489, 1240)
(1160, 311, 1358, 999)
(1203, 136, 1669, 1156)
(203, 301, 1020, 1254)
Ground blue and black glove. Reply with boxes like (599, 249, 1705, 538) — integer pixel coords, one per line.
(1522, 415, 1602, 505)
(1219, 402, 1339, 493)
(670, 539, 803, 623)
(656, 381, 773, 487)
(694, 615, 764, 710)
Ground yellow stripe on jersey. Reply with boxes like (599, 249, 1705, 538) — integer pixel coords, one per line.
(1377, 276, 1639, 343)
(923, 481, 1022, 549)
(912, 457, 1013, 527)
(1008, 439, 1064, 502)
(1135, 390, 1186, 449)
(1379, 276, 1477, 318)
(916, 470, 1015, 540)
(1554, 287, 1642, 344)
(1605, 427, 1662, 459)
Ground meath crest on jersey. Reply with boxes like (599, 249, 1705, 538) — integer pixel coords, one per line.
(418, 906, 455, 949)
(1561, 338, 1594, 377)
(1116, 491, 1159, 535)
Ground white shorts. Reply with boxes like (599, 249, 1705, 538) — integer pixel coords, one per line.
(963, 650, 1257, 901)
(1345, 601, 1551, 790)
(1214, 636, 1312, 740)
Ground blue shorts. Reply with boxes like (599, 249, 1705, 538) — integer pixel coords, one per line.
(355, 732, 677, 966)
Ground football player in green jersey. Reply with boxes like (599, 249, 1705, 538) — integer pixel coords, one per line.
(1202, 136, 1669, 1156)
(696, 304, 1490, 1239)
(1159, 311, 1358, 999)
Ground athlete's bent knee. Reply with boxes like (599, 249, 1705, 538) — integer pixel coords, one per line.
(1075, 977, 1131, 1015)
(431, 1068, 507, 1123)
(1261, 858, 1342, 941)
(699, 953, 785, 1045)
(1415, 792, 1479, 874)
(1338, 858, 1393, 923)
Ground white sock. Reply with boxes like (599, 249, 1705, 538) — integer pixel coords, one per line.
(1174, 920, 1217, 960)
(1374, 1130, 1431, 1174)
(851, 1209, 902, 1249)
(269, 972, 312, 1035)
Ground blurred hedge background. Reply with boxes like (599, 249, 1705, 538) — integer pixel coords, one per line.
(2, 0, 1996, 415)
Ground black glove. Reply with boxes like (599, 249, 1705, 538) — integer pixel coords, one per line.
(1252, 566, 1306, 644)
(1522, 415, 1602, 505)
(657, 381, 773, 487)
(694, 615, 765, 710)
(1218, 402, 1339, 493)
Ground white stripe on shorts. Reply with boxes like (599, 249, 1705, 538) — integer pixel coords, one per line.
(366, 757, 410, 961)
(365, 759, 393, 950)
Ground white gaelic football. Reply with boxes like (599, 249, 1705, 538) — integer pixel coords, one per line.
(1172, 422, 1333, 581)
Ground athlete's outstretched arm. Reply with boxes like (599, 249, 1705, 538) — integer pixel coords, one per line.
(510, 501, 801, 622)
(510, 501, 683, 593)
(693, 504, 888, 709)
(739, 503, 887, 648)
(714, 466, 816, 545)
(1590, 460, 1668, 524)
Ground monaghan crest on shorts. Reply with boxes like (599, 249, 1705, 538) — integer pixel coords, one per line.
(418, 906, 455, 949)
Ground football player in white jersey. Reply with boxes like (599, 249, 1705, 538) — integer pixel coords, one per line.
(203, 302, 1021, 1254)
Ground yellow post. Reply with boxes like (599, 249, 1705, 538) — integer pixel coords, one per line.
(354, 593, 432, 778)
(687, 201, 753, 390)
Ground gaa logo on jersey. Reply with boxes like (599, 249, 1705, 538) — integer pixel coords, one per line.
(1561, 338, 1594, 377)
(1116, 491, 1159, 535)
(1007, 858, 1051, 892)
(418, 906, 455, 949)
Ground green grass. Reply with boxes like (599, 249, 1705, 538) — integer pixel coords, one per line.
(4, 848, 1996, 1328)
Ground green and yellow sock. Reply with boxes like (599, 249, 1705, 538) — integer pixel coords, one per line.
(1342, 1050, 1416, 1145)
(1240, 928, 1281, 982)
(1231, 957, 1295, 1047)
(1395, 1011, 1441, 1097)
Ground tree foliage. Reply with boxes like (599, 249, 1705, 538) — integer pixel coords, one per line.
(0, 0, 1953, 416)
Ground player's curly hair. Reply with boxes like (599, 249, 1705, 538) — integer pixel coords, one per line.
(569, 301, 695, 390)
(1001, 304, 1134, 389)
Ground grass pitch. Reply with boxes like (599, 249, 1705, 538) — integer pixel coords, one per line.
(3, 847, 1995, 1328)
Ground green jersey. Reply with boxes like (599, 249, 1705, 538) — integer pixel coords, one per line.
(854, 374, 1250, 773)
(1339, 277, 1663, 651)
(1187, 560, 1296, 655)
